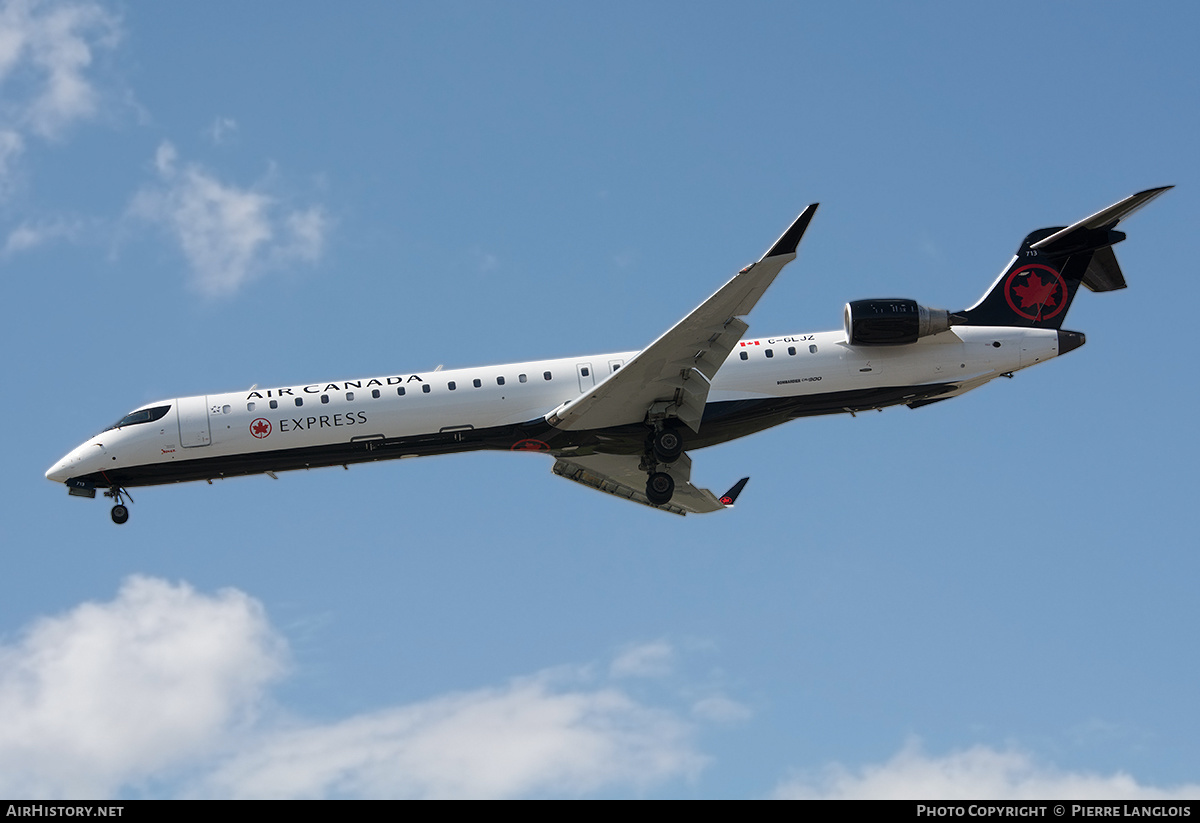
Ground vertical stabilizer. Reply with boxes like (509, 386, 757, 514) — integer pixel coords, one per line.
(959, 187, 1171, 328)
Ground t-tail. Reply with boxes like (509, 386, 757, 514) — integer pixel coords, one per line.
(958, 186, 1172, 330)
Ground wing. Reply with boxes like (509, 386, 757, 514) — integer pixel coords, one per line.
(546, 205, 818, 434)
(552, 452, 749, 516)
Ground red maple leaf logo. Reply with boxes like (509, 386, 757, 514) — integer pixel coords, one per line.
(1004, 264, 1068, 321)
(250, 418, 272, 438)
(1012, 274, 1059, 312)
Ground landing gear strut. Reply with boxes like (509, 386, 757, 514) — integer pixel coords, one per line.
(104, 486, 133, 525)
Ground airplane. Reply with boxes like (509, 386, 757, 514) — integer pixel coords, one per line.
(47, 187, 1171, 524)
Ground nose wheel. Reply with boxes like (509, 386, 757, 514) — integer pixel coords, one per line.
(103, 486, 134, 525)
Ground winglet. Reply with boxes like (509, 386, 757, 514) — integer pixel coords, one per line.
(763, 203, 819, 259)
(718, 477, 750, 507)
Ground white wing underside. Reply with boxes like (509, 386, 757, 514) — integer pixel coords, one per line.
(552, 452, 724, 516)
(546, 205, 817, 515)
(546, 205, 818, 434)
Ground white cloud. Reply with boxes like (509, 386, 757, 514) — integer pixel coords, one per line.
(206, 116, 238, 145)
(0, 128, 24, 195)
(0, 0, 119, 138)
(3, 215, 79, 255)
(0, 0, 119, 219)
(610, 640, 675, 679)
(0, 579, 707, 799)
(0, 576, 287, 798)
(282, 206, 328, 264)
(131, 141, 330, 296)
(153, 139, 175, 174)
(197, 675, 703, 799)
(690, 694, 752, 724)
(772, 740, 1200, 800)
(18, 0, 118, 137)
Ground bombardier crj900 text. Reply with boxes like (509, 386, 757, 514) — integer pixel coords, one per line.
(48, 188, 1171, 523)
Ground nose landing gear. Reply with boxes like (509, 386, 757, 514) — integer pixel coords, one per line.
(103, 486, 134, 525)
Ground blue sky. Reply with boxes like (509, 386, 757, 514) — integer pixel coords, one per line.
(3, 0, 1198, 799)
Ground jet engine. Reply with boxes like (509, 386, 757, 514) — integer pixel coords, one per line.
(843, 299, 958, 346)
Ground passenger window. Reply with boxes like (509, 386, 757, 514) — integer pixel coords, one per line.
(519, 373, 527, 383)
(422, 384, 431, 394)
(346, 392, 354, 401)
(739, 351, 748, 361)
(765, 349, 773, 358)
(788, 347, 796, 356)
(448, 381, 457, 390)
(247, 402, 256, 412)
(497, 376, 505, 386)
(269, 400, 278, 409)
(321, 395, 329, 404)
(473, 379, 482, 388)
(809, 345, 818, 353)
(295, 398, 303, 407)
(371, 390, 380, 399)
(544, 371, 552, 381)
(397, 387, 406, 396)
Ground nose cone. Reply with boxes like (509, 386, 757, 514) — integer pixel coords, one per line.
(46, 454, 74, 483)
(46, 440, 105, 483)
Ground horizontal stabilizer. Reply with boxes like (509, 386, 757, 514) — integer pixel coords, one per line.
(1030, 186, 1172, 255)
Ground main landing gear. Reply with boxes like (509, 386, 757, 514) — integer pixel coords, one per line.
(643, 427, 683, 506)
(651, 429, 683, 463)
(104, 486, 133, 525)
(646, 471, 675, 506)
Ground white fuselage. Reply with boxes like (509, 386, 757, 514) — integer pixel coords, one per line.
(46, 325, 1059, 487)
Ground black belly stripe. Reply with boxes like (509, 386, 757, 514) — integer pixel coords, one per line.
(75, 384, 956, 487)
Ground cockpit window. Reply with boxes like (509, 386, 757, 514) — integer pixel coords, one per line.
(104, 404, 171, 431)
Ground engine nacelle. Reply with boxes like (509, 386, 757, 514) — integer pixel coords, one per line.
(844, 299, 955, 346)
